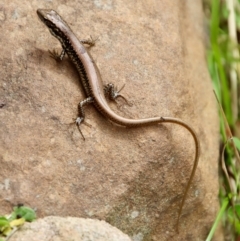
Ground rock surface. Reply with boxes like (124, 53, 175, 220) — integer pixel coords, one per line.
(0, 0, 221, 240)
(9, 216, 132, 241)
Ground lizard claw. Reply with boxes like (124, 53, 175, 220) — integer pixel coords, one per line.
(75, 117, 92, 140)
(75, 117, 85, 140)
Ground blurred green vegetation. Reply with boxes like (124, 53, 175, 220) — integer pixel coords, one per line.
(206, 0, 240, 240)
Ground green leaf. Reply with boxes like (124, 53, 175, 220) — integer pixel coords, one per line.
(11, 206, 36, 222)
(0, 217, 9, 227)
(233, 137, 240, 151)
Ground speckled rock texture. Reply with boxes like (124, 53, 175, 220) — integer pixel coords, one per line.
(9, 216, 132, 241)
(0, 0, 221, 240)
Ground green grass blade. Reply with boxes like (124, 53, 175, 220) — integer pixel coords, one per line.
(206, 197, 229, 241)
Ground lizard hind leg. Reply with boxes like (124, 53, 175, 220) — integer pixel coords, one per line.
(75, 97, 94, 140)
(104, 83, 132, 107)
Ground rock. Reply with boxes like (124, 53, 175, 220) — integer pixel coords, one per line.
(0, 0, 221, 240)
(9, 216, 132, 241)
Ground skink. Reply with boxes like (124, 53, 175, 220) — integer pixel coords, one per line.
(37, 9, 200, 231)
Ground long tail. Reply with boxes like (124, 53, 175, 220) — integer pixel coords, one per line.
(160, 117, 200, 232)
